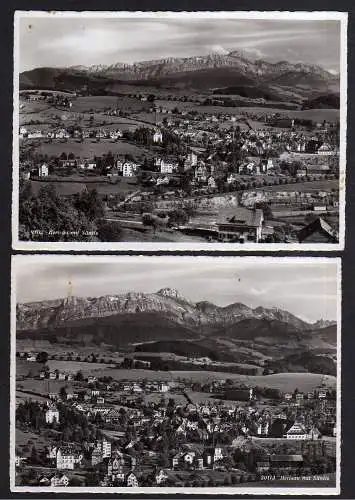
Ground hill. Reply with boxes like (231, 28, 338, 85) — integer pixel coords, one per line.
(302, 93, 340, 109)
(264, 350, 336, 377)
(17, 312, 196, 347)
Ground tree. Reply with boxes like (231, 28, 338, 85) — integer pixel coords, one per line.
(97, 220, 123, 242)
(73, 189, 104, 222)
(142, 213, 167, 235)
(19, 184, 97, 242)
(59, 386, 67, 400)
(36, 351, 48, 364)
(75, 370, 84, 381)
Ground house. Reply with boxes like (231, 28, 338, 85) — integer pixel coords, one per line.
(38, 163, 49, 177)
(257, 421, 270, 436)
(156, 176, 170, 186)
(184, 152, 198, 169)
(216, 208, 264, 243)
(298, 217, 338, 244)
(91, 446, 103, 466)
(125, 472, 139, 487)
(160, 159, 178, 174)
(56, 446, 82, 470)
(107, 456, 125, 482)
(153, 130, 163, 143)
(317, 143, 334, 156)
(59, 159, 77, 168)
(155, 469, 169, 485)
(203, 446, 224, 468)
(15, 455, 27, 467)
(110, 129, 122, 140)
(207, 176, 217, 189)
(28, 130, 44, 139)
(284, 421, 310, 440)
(158, 382, 169, 393)
(123, 162, 137, 177)
(45, 405, 59, 424)
(50, 474, 69, 487)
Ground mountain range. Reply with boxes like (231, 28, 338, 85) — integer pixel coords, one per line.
(17, 287, 316, 331)
(17, 288, 337, 375)
(20, 51, 339, 101)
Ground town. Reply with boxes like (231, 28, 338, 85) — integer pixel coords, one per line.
(15, 349, 337, 488)
(18, 89, 340, 244)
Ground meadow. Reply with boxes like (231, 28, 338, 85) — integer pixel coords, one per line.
(32, 139, 152, 159)
(255, 179, 338, 193)
(46, 359, 115, 373)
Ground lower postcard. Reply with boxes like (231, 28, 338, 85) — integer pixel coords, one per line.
(10, 255, 341, 495)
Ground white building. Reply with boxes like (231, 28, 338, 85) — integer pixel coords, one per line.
(285, 421, 311, 440)
(317, 143, 334, 156)
(19, 126, 28, 138)
(50, 474, 69, 487)
(153, 130, 163, 143)
(160, 160, 177, 174)
(123, 162, 137, 177)
(101, 439, 112, 458)
(207, 176, 217, 189)
(185, 152, 198, 169)
(45, 406, 59, 424)
(28, 130, 43, 139)
(38, 164, 49, 177)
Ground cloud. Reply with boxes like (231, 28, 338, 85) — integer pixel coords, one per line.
(210, 44, 229, 55)
(18, 16, 341, 72)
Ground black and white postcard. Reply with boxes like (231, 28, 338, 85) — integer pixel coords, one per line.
(10, 255, 341, 494)
(12, 11, 347, 251)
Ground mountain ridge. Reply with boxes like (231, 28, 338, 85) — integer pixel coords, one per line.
(20, 51, 339, 96)
(17, 288, 331, 334)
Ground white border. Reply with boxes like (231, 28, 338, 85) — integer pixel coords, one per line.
(12, 10, 347, 251)
(10, 255, 341, 494)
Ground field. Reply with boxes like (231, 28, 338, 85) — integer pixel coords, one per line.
(29, 139, 152, 159)
(256, 179, 338, 193)
(17, 379, 75, 394)
(169, 371, 336, 392)
(46, 359, 115, 373)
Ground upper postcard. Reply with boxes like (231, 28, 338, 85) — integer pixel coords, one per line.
(12, 11, 347, 251)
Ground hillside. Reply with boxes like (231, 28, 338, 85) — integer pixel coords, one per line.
(17, 312, 196, 347)
(20, 51, 339, 100)
(302, 93, 340, 109)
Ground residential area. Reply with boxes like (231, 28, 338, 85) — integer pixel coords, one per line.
(15, 350, 337, 488)
(18, 90, 340, 244)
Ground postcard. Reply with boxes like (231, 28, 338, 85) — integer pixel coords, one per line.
(12, 11, 347, 251)
(10, 255, 341, 494)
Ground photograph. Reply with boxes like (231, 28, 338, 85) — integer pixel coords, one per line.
(12, 11, 347, 251)
(10, 255, 341, 494)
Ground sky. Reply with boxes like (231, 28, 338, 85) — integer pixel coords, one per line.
(14, 257, 339, 323)
(18, 15, 341, 73)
